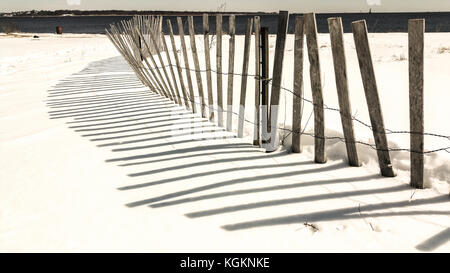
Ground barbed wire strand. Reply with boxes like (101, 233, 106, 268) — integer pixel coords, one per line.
(108, 30, 450, 155)
(128, 65, 450, 155)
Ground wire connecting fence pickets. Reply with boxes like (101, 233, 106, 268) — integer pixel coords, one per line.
(352, 20, 396, 177)
(292, 16, 305, 153)
(304, 13, 327, 163)
(409, 19, 425, 189)
(106, 13, 445, 191)
(328, 17, 361, 167)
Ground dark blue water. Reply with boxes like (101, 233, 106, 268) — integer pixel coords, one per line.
(1, 13, 449, 34)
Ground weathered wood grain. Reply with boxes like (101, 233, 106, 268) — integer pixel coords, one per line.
(352, 19, 396, 177)
(237, 18, 253, 138)
(409, 18, 425, 188)
(304, 13, 326, 163)
(328, 17, 361, 166)
(292, 16, 304, 154)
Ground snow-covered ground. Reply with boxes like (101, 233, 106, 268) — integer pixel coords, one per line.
(0, 33, 448, 252)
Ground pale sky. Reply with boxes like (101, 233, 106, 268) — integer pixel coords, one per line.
(1, 0, 450, 13)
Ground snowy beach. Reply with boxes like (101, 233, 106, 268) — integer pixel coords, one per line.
(0, 32, 449, 252)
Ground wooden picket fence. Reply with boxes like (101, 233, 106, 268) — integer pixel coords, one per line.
(106, 11, 426, 189)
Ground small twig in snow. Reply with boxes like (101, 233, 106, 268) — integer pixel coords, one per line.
(358, 203, 375, 231)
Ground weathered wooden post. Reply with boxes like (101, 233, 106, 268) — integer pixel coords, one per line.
(177, 17, 197, 113)
(216, 15, 224, 127)
(266, 10, 289, 153)
(167, 19, 190, 109)
(203, 14, 215, 122)
(188, 16, 207, 118)
(226, 15, 236, 132)
(237, 18, 253, 138)
(304, 13, 327, 163)
(253, 16, 261, 146)
(352, 20, 396, 177)
(328, 17, 361, 167)
(160, 31, 183, 105)
(260, 27, 270, 144)
(409, 18, 425, 188)
(292, 16, 304, 153)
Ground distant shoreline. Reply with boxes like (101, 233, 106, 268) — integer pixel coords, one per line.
(2, 11, 450, 18)
(2, 12, 450, 34)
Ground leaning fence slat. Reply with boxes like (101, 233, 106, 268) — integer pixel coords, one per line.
(292, 16, 304, 153)
(226, 15, 236, 132)
(352, 20, 396, 177)
(216, 15, 224, 127)
(409, 19, 425, 188)
(304, 13, 326, 163)
(177, 17, 197, 113)
(160, 31, 183, 105)
(134, 31, 170, 98)
(133, 24, 173, 100)
(203, 14, 215, 122)
(147, 24, 178, 102)
(167, 19, 190, 109)
(122, 24, 168, 98)
(107, 30, 153, 92)
(237, 18, 253, 138)
(188, 16, 207, 118)
(328, 17, 361, 167)
(253, 16, 261, 146)
(266, 10, 289, 152)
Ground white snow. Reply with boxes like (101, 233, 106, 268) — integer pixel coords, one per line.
(0, 32, 448, 252)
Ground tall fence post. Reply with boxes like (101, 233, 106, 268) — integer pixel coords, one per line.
(304, 13, 327, 163)
(253, 16, 261, 146)
(203, 14, 215, 122)
(260, 27, 270, 144)
(167, 19, 190, 109)
(328, 17, 361, 167)
(177, 17, 197, 113)
(352, 20, 396, 177)
(409, 18, 425, 188)
(226, 15, 236, 132)
(237, 18, 253, 138)
(188, 16, 207, 118)
(160, 31, 183, 106)
(265, 10, 289, 153)
(292, 16, 304, 153)
(216, 14, 224, 127)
